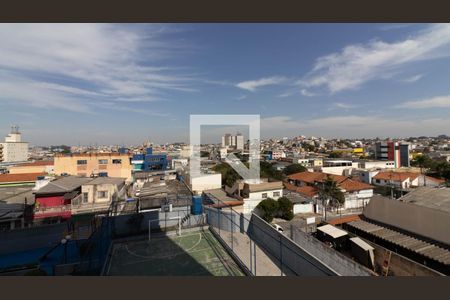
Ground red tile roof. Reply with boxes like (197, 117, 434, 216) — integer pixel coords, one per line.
(15, 160, 54, 167)
(296, 186, 319, 197)
(425, 176, 446, 184)
(288, 172, 347, 184)
(287, 171, 373, 193)
(373, 171, 419, 182)
(0, 172, 47, 184)
(327, 214, 361, 225)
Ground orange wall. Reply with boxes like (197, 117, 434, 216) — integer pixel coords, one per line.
(54, 153, 132, 181)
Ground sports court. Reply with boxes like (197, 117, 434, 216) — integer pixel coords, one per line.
(105, 228, 245, 276)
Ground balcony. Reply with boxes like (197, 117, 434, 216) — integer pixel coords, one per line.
(34, 204, 72, 219)
(71, 194, 111, 215)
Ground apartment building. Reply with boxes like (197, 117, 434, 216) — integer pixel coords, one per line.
(54, 153, 132, 181)
(0, 126, 28, 163)
(375, 141, 410, 168)
(222, 133, 244, 151)
(8, 160, 54, 174)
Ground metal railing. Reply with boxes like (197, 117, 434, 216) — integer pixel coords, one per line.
(34, 204, 72, 215)
(205, 199, 340, 276)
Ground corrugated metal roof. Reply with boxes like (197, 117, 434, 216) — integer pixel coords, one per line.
(317, 224, 348, 239)
(347, 220, 450, 265)
(350, 237, 374, 251)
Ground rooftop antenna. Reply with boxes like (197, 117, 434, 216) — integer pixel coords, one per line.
(11, 125, 19, 134)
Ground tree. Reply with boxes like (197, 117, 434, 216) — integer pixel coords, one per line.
(329, 151, 343, 158)
(256, 198, 279, 223)
(412, 154, 434, 183)
(277, 197, 294, 220)
(212, 163, 242, 187)
(282, 164, 307, 176)
(302, 144, 315, 152)
(260, 161, 283, 181)
(317, 175, 345, 221)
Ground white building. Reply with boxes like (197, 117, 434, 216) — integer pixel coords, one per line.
(225, 179, 284, 214)
(190, 173, 222, 195)
(320, 160, 358, 176)
(222, 133, 244, 151)
(179, 145, 192, 159)
(219, 147, 228, 160)
(358, 160, 395, 169)
(0, 126, 29, 163)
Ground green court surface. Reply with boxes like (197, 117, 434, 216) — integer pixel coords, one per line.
(105, 229, 245, 276)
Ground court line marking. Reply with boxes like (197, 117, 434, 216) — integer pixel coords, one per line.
(123, 233, 203, 260)
(120, 246, 215, 266)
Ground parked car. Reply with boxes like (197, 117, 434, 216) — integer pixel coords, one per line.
(272, 224, 284, 233)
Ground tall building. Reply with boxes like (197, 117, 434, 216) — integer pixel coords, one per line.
(0, 125, 29, 163)
(222, 133, 244, 151)
(222, 133, 232, 147)
(375, 141, 410, 168)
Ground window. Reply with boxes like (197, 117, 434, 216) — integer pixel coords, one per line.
(273, 191, 280, 197)
(82, 192, 89, 203)
(77, 160, 87, 165)
(262, 193, 268, 199)
(98, 159, 108, 165)
(112, 159, 122, 164)
(97, 191, 108, 198)
(376, 179, 380, 183)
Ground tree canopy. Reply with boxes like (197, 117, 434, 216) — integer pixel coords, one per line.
(282, 163, 307, 175)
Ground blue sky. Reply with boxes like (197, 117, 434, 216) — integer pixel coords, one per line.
(1, 23, 450, 145)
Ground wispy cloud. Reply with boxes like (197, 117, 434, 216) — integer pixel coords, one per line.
(236, 76, 287, 92)
(378, 24, 415, 31)
(261, 115, 450, 138)
(300, 89, 316, 97)
(396, 95, 450, 109)
(327, 102, 357, 111)
(0, 24, 196, 114)
(402, 74, 423, 83)
(300, 24, 450, 94)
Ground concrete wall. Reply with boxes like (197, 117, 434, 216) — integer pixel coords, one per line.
(291, 227, 373, 276)
(363, 196, 450, 246)
(365, 237, 443, 276)
(247, 214, 338, 276)
(293, 203, 313, 214)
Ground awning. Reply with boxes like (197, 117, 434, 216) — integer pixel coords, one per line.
(317, 224, 348, 239)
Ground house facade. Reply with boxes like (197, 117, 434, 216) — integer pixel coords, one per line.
(286, 171, 374, 212)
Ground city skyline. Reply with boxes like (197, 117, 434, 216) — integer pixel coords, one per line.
(1, 24, 450, 145)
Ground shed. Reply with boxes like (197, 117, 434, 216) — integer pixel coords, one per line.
(350, 237, 375, 269)
(316, 224, 349, 249)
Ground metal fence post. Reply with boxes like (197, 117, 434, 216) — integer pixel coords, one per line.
(231, 209, 234, 251)
(253, 240, 257, 276)
(280, 235, 283, 276)
(218, 208, 221, 236)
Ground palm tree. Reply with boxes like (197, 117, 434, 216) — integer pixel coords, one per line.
(318, 175, 345, 221)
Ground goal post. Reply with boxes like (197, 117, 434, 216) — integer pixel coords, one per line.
(148, 216, 182, 242)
